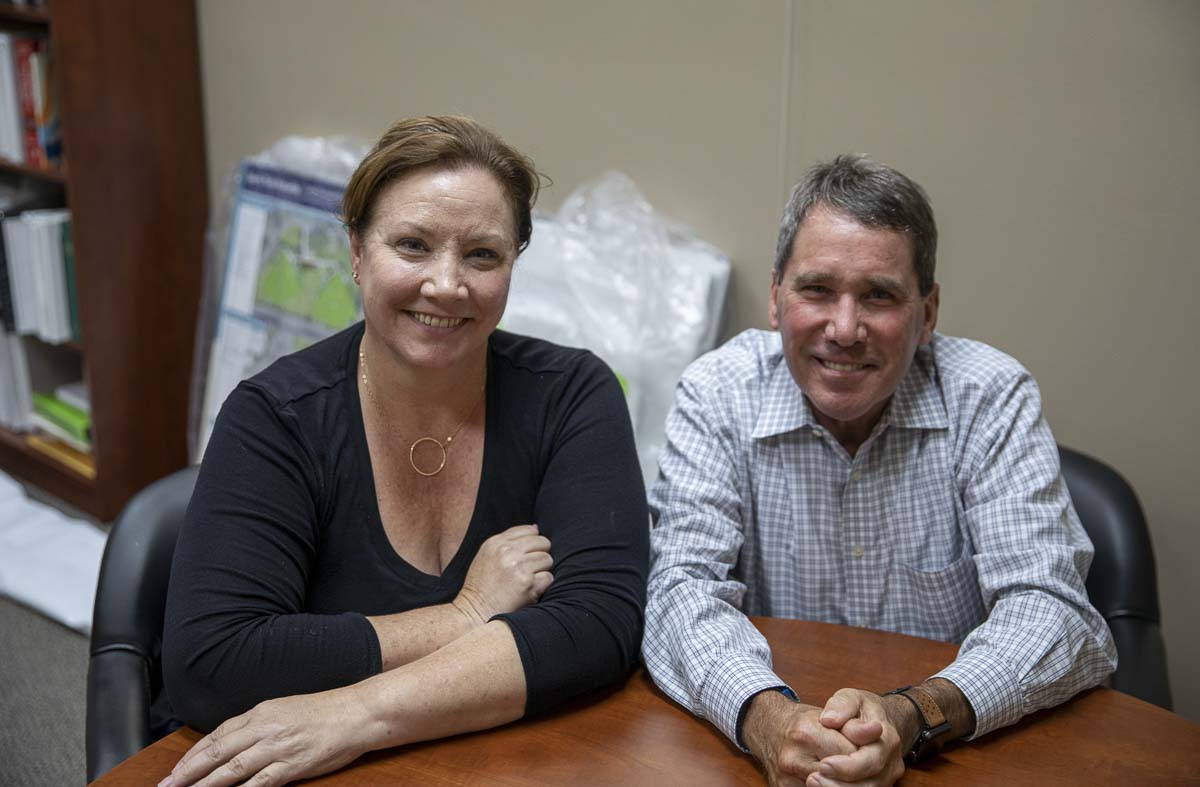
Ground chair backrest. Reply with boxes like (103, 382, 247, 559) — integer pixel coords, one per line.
(86, 465, 199, 782)
(1057, 445, 1171, 709)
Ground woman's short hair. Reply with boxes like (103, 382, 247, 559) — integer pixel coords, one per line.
(342, 115, 542, 252)
(774, 154, 938, 295)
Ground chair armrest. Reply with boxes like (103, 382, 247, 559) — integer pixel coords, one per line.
(1106, 615, 1173, 711)
(86, 647, 153, 782)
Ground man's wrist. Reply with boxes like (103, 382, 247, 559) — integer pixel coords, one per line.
(883, 679, 973, 763)
(740, 688, 808, 757)
(880, 692, 922, 754)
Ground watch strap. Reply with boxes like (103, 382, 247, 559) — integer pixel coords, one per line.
(885, 684, 953, 763)
(902, 684, 946, 728)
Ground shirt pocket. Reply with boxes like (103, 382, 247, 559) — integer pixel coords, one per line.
(894, 550, 986, 644)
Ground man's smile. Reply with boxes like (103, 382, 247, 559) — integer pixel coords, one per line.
(814, 357, 873, 372)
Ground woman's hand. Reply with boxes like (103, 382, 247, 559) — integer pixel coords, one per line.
(160, 688, 376, 787)
(453, 523, 553, 624)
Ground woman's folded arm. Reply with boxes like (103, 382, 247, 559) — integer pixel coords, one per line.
(495, 354, 649, 713)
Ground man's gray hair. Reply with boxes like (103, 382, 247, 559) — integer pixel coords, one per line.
(773, 154, 938, 295)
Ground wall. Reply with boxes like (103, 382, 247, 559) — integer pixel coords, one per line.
(197, 0, 1199, 721)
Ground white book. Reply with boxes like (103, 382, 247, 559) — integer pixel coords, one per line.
(16, 219, 38, 335)
(0, 35, 23, 163)
(2, 329, 31, 430)
(2, 218, 35, 334)
(30, 214, 52, 340)
(28, 210, 69, 343)
(54, 380, 89, 414)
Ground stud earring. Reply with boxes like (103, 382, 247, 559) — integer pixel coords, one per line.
(352, 270, 360, 283)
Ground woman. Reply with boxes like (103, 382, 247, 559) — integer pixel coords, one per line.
(160, 116, 648, 786)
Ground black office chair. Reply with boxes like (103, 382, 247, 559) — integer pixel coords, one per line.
(86, 465, 199, 782)
(1058, 445, 1172, 710)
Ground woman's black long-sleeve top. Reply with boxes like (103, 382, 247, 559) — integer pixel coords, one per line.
(163, 323, 649, 731)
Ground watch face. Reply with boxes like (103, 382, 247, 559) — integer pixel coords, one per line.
(910, 721, 954, 763)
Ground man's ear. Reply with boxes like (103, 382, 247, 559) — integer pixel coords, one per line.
(768, 271, 781, 330)
(919, 282, 940, 345)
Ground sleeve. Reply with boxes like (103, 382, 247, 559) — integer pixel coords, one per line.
(492, 354, 649, 715)
(935, 368, 1118, 738)
(640, 371, 791, 749)
(162, 383, 382, 732)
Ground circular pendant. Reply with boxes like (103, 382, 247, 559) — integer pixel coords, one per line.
(409, 436, 448, 477)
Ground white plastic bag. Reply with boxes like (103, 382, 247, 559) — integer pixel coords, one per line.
(504, 172, 730, 487)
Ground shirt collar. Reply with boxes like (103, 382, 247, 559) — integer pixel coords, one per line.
(751, 357, 817, 439)
(751, 340, 948, 439)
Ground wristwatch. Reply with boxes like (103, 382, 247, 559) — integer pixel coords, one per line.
(884, 684, 953, 764)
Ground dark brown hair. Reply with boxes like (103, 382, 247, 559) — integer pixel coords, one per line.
(342, 115, 542, 252)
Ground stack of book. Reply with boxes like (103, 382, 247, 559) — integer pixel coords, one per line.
(0, 208, 76, 343)
(0, 326, 94, 476)
(26, 381, 93, 477)
(0, 28, 60, 170)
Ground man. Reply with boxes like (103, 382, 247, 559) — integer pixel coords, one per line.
(642, 155, 1116, 786)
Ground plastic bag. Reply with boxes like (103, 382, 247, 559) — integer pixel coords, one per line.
(503, 171, 730, 487)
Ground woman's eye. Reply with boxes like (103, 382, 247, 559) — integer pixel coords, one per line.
(469, 248, 500, 261)
(396, 238, 427, 252)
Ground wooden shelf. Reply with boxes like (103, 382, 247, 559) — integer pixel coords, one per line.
(0, 5, 50, 26)
(0, 0, 207, 521)
(0, 156, 66, 184)
(0, 425, 95, 507)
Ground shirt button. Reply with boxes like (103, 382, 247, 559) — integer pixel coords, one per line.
(851, 545, 865, 558)
(850, 470, 862, 482)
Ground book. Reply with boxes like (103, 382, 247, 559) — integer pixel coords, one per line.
(0, 230, 12, 331)
(12, 35, 44, 168)
(26, 433, 96, 479)
(2, 209, 72, 343)
(2, 215, 34, 333)
(30, 411, 90, 453)
(0, 196, 38, 332)
(30, 43, 60, 167)
(31, 390, 89, 443)
(61, 218, 77, 340)
(0, 327, 31, 430)
(53, 380, 89, 414)
(0, 33, 24, 163)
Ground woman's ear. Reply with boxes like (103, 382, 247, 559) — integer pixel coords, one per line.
(349, 230, 362, 283)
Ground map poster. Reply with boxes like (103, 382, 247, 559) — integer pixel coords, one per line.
(197, 161, 360, 457)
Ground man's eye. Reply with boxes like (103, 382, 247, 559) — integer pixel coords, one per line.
(468, 248, 502, 265)
(867, 289, 895, 301)
(801, 285, 831, 296)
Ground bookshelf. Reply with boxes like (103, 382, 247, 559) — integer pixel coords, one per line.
(0, 1, 207, 521)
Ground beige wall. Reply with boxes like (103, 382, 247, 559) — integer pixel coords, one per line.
(198, 0, 1200, 721)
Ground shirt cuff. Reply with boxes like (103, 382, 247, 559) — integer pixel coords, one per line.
(935, 647, 1024, 739)
(699, 653, 789, 751)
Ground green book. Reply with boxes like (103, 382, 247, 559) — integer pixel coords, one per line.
(61, 219, 79, 342)
(32, 391, 90, 443)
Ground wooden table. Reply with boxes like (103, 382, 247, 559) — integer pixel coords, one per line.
(93, 618, 1200, 785)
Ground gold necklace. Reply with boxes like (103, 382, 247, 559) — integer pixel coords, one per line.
(358, 344, 485, 477)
